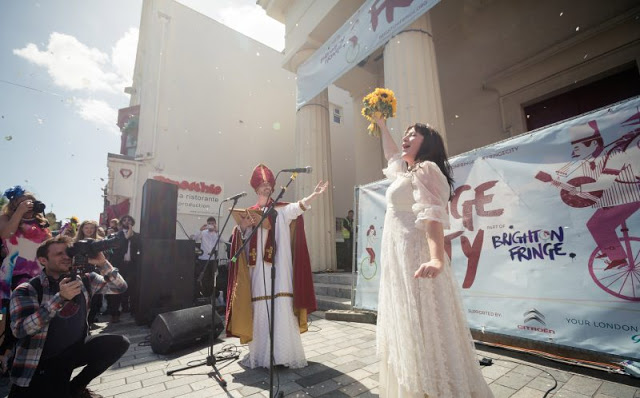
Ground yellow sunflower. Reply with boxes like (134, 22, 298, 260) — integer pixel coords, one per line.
(361, 88, 397, 137)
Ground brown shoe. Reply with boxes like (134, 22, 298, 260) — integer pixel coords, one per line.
(73, 388, 104, 398)
(110, 314, 120, 323)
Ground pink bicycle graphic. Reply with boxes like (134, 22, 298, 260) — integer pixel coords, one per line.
(360, 225, 378, 280)
(588, 221, 640, 301)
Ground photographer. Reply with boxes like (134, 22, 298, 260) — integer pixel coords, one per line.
(106, 215, 139, 322)
(8, 235, 129, 398)
(75, 220, 103, 328)
(0, 186, 51, 374)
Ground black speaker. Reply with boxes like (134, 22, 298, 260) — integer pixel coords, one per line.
(150, 304, 224, 354)
(135, 239, 196, 325)
(141, 179, 177, 239)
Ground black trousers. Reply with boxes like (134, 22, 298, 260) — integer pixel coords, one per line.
(106, 261, 136, 315)
(195, 260, 228, 302)
(9, 334, 130, 398)
(194, 259, 208, 299)
(87, 294, 103, 323)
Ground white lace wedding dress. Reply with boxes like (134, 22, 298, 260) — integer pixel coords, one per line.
(377, 154, 494, 398)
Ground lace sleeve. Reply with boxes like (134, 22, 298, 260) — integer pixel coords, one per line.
(382, 153, 405, 181)
(411, 161, 450, 230)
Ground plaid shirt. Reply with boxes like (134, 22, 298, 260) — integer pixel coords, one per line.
(9, 262, 127, 387)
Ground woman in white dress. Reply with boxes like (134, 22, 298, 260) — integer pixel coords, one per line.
(374, 117, 494, 398)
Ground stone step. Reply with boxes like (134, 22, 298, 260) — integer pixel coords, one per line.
(315, 295, 352, 311)
(325, 309, 377, 324)
(312, 272, 354, 286)
(313, 283, 352, 299)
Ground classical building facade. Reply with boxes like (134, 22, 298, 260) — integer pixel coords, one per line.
(258, 0, 640, 271)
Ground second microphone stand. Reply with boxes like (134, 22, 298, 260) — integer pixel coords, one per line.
(167, 197, 240, 388)
(230, 172, 298, 398)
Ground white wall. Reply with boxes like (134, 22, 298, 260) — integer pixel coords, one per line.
(328, 84, 358, 219)
(121, 0, 299, 239)
(109, 0, 358, 244)
(281, 0, 339, 68)
(106, 156, 139, 202)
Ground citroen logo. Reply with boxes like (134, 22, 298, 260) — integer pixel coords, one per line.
(523, 309, 546, 326)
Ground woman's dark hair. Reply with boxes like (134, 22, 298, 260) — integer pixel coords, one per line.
(408, 123, 455, 198)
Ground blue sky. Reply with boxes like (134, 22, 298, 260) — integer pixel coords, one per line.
(0, 0, 283, 226)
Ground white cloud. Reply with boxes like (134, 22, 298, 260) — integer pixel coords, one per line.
(111, 27, 139, 88)
(13, 29, 139, 94)
(14, 33, 120, 93)
(177, 0, 284, 51)
(13, 29, 138, 135)
(74, 98, 120, 135)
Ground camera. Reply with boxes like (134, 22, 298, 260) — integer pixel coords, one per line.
(32, 200, 46, 214)
(66, 235, 123, 272)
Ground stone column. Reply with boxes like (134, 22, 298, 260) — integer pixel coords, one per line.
(383, 12, 447, 145)
(291, 52, 337, 272)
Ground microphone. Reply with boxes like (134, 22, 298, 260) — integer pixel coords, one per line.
(222, 192, 247, 202)
(281, 166, 312, 173)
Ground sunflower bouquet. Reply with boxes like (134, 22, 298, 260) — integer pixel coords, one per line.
(361, 88, 397, 137)
(59, 216, 79, 237)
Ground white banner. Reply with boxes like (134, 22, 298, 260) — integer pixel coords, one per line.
(354, 181, 389, 310)
(355, 96, 640, 359)
(148, 174, 224, 215)
(296, 0, 440, 109)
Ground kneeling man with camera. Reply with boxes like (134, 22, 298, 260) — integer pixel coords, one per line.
(8, 235, 130, 398)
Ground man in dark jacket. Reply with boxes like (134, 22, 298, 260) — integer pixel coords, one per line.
(105, 215, 139, 323)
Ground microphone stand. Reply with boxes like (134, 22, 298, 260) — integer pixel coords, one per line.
(230, 172, 298, 398)
(166, 197, 241, 388)
(175, 219, 191, 240)
(176, 219, 202, 257)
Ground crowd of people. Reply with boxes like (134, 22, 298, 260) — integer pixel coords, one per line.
(0, 113, 494, 397)
(0, 188, 133, 397)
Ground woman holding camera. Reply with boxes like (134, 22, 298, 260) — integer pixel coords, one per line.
(0, 186, 51, 373)
(0, 186, 51, 301)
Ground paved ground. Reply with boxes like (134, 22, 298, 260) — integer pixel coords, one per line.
(1, 311, 638, 397)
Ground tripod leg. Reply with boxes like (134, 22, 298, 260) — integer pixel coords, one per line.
(166, 360, 207, 376)
(208, 358, 228, 388)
